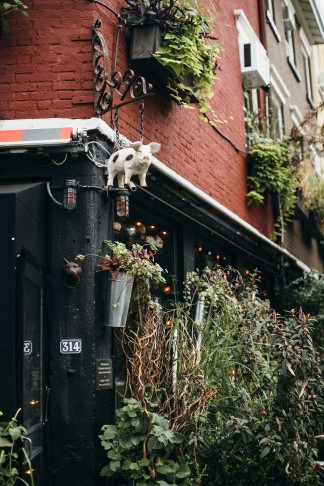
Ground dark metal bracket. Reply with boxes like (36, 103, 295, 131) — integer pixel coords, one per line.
(88, 0, 121, 20)
(92, 19, 154, 117)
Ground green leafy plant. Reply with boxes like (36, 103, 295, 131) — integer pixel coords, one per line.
(244, 113, 298, 239)
(99, 398, 190, 485)
(0, 1, 28, 38)
(247, 139, 297, 221)
(290, 103, 324, 226)
(183, 268, 324, 485)
(153, 0, 221, 109)
(276, 269, 324, 353)
(76, 240, 165, 289)
(100, 263, 324, 485)
(0, 409, 34, 486)
(298, 165, 324, 224)
(100, 273, 213, 484)
(123, 0, 221, 109)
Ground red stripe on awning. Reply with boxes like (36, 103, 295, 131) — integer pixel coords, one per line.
(0, 130, 24, 143)
(60, 127, 72, 139)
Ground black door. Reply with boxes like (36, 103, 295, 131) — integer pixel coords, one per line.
(0, 182, 48, 485)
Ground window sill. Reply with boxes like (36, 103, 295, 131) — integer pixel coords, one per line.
(287, 57, 301, 81)
(266, 10, 281, 42)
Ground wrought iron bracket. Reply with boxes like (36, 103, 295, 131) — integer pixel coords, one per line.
(87, 0, 121, 20)
(92, 19, 154, 117)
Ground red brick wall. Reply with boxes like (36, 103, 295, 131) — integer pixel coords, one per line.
(0, 0, 274, 236)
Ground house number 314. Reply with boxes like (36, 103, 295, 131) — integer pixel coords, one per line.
(60, 339, 82, 354)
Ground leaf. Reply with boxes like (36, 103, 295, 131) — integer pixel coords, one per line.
(260, 446, 271, 458)
(175, 464, 191, 478)
(9, 427, 22, 441)
(109, 460, 121, 472)
(0, 438, 12, 447)
(156, 464, 174, 474)
(100, 465, 114, 477)
(107, 450, 120, 460)
(147, 436, 159, 452)
(119, 435, 133, 449)
(101, 425, 117, 440)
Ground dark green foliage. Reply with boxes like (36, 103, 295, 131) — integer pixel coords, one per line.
(276, 270, 324, 351)
(99, 398, 190, 485)
(184, 268, 324, 486)
(0, 409, 34, 486)
(247, 140, 297, 224)
(100, 266, 324, 485)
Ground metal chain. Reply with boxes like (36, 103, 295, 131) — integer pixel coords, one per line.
(140, 101, 145, 142)
(114, 109, 120, 143)
(113, 109, 128, 152)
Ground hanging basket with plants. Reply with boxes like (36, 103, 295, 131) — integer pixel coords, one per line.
(76, 240, 165, 328)
(121, 0, 222, 108)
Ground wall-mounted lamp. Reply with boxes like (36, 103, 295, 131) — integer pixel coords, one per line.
(47, 181, 104, 211)
(46, 180, 79, 211)
(63, 180, 79, 210)
(107, 187, 130, 219)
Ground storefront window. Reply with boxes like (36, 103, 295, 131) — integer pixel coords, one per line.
(114, 207, 175, 300)
(194, 238, 235, 271)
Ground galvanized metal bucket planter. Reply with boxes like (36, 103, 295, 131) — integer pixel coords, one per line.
(104, 272, 134, 328)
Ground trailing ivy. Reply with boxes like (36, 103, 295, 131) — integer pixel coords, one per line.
(247, 139, 297, 221)
(122, 0, 221, 109)
(153, 0, 221, 109)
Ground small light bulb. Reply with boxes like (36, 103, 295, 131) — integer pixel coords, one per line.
(163, 285, 172, 295)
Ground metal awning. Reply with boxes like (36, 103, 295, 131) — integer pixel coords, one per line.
(0, 118, 115, 150)
(0, 127, 73, 148)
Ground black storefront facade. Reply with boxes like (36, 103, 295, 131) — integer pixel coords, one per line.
(0, 118, 309, 485)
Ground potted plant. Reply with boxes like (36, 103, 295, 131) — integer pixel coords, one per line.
(121, 0, 221, 108)
(76, 240, 165, 328)
(0, 1, 28, 38)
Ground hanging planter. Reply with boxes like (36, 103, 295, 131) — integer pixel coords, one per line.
(104, 272, 134, 328)
(75, 240, 166, 327)
(122, 0, 221, 108)
(129, 24, 162, 63)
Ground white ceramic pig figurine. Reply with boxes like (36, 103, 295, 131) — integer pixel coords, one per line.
(107, 141, 161, 188)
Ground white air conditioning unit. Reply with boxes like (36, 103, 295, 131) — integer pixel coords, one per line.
(283, 6, 296, 31)
(239, 41, 270, 90)
(318, 71, 324, 97)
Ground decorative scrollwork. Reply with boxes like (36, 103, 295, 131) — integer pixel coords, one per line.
(92, 20, 154, 117)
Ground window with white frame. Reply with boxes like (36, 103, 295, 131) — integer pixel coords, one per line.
(269, 65, 290, 139)
(266, 0, 281, 41)
(243, 90, 259, 147)
(283, 1, 301, 80)
(271, 92, 285, 139)
(300, 29, 315, 107)
(234, 10, 268, 145)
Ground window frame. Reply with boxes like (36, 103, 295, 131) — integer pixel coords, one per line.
(266, 0, 281, 42)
